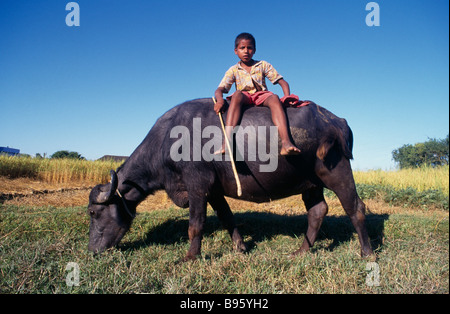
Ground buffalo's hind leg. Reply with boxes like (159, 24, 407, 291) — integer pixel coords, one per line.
(292, 187, 329, 256)
(209, 194, 246, 253)
(317, 158, 374, 258)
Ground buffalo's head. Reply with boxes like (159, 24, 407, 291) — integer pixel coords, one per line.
(87, 170, 134, 254)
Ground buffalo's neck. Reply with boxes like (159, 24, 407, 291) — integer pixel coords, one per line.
(119, 178, 148, 204)
(116, 148, 162, 205)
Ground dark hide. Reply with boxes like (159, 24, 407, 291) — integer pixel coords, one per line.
(88, 98, 373, 260)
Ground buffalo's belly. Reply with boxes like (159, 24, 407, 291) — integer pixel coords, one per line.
(221, 170, 316, 203)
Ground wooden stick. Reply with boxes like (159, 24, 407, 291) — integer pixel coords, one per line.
(212, 97, 242, 197)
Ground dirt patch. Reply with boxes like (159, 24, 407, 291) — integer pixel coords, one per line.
(0, 176, 90, 195)
(2, 189, 91, 208)
(0, 176, 175, 211)
(0, 176, 92, 207)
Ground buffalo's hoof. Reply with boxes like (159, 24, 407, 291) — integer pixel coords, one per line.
(289, 248, 307, 258)
(234, 241, 247, 254)
(361, 251, 377, 262)
(179, 254, 198, 263)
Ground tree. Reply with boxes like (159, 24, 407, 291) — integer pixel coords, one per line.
(51, 150, 85, 160)
(392, 135, 449, 169)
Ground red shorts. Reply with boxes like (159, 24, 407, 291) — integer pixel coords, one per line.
(226, 91, 274, 106)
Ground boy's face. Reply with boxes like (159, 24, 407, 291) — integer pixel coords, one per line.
(234, 39, 255, 63)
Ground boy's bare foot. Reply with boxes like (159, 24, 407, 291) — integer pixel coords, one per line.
(214, 146, 226, 155)
(280, 145, 301, 156)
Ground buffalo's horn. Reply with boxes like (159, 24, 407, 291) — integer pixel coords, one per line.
(95, 170, 118, 203)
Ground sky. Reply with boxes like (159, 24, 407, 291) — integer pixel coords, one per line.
(0, 0, 448, 170)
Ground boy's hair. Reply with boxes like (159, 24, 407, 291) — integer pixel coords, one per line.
(235, 32, 256, 49)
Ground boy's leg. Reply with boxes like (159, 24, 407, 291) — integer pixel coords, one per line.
(215, 91, 247, 155)
(261, 95, 301, 155)
(226, 90, 246, 129)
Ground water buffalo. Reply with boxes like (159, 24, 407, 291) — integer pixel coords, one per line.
(88, 98, 373, 260)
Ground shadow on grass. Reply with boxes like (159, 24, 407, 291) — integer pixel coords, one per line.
(122, 211, 388, 255)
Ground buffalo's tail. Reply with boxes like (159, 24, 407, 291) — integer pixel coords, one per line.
(316, 126, 353, 161)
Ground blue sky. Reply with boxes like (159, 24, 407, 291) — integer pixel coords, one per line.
(0, 0, 448, 170)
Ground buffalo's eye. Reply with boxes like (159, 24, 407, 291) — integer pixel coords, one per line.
(89, 210, 96, 217)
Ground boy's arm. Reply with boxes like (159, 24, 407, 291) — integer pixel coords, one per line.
(277, 78, 307, 106)
(214, 66, 235, 114)
(277, 78, 291, 96)
(277, 78, 310, 107)
(214, 87, 227, 114)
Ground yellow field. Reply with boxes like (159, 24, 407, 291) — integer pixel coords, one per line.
(0, 155, 121, 185)
(1, 155, 448, 197)
(354, 165, 449, 196)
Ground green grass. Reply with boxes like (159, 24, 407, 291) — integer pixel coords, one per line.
(1, 204, 448, 294)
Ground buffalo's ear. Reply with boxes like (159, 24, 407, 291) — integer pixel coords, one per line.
(94, 170, 118, 203)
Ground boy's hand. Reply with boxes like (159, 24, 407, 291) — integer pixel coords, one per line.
(214, 88, 227, 114)
(280, 94, 300, 106)
(214, 98, 225, 114)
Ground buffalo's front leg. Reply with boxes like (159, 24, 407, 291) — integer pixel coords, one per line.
(184, 192, 207, 261)
(209, 194, 246, 253)
(292, 187, 328, 256)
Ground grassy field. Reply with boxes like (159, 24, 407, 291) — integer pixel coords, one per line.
(0, 204, 448, 294)
(0, 157, 448, 294)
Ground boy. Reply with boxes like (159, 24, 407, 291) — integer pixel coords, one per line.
(214, 32, 301, 156)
